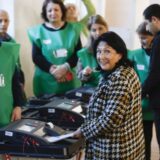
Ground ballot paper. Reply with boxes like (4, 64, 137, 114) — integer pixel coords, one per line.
(45, 132, 75, 143)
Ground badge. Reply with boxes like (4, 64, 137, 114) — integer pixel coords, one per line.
(43, 39, 51, 44)
(0, 74, 5, 87)
(137, 64, 145, 70)
(54, 48, 68, 58)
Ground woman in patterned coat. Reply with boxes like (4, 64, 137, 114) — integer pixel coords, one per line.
(73, 31, 145, 160)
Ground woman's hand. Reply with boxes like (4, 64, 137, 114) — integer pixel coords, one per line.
(51, 63, 70, 82)
(73, 128, 83, 138)
(11, 106, 22, 121)
(50, 63, 72, 82)
(82, 66, 92, 76)
(49, 65, 57, 75)
(53, 64, 68, 79)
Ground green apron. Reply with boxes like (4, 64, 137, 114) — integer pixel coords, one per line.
(77, 47, 101, 87)
(0, 42, 20, 127)
(128, 49, 153, 120)
(28, 23, 81, 96)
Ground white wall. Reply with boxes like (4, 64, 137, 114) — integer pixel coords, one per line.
(14, 0, 44, 97)
(0, 0, 14, 36)
(1, 0, 160, 97)
(104, 0, 136, 49)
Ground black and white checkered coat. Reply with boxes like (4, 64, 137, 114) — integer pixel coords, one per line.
(81, 65, 145, 160)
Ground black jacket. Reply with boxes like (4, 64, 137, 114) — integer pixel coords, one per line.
(142, 31, 160, 109)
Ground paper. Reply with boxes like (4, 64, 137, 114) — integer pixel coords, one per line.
(45, 132, 74, 143)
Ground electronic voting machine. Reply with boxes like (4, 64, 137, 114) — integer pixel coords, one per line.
(0, 119, 85, 159)
(65, 86, 96, 103)
(22, 96, 85, 130)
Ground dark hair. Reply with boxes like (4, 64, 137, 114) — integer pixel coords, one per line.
(41, 0, 66, 22)
(136, 21, 153, 36)
(94, 31, 133, 69)
(143, 4, 160, 21)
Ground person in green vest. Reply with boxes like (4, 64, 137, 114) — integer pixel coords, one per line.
(77, 15, 108, 87)
(128, 21, 154, 160)
(64, 0, 96, 37)
(0, 10, 15, 43)
(0, 9, 25, 128)
(28, 0, 82, 97)
(0, 9, 26, 96)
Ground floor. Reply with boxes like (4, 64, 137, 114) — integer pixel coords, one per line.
(151, 125, 159, 160)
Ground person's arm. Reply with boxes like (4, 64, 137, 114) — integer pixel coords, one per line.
(80, 0, 96, 25)
(80, 76, 132, 139)
(48, 38, 82, 82)
(32, 39, 80, 76)
(32, 42, 52, 72)
(142, 35, 160, 97)
(77, 58, 93, 82)
(12, 67, 26, 121)
(79, 0, 96, 36)
(76, 58, 84, 79)
(67, 38, 82, 68)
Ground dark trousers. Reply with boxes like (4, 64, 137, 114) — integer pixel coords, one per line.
(143, 120, 154, 160)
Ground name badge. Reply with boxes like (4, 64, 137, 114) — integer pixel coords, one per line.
(43, 39, 51, 44)
(137, 64, 145, 70)
(54, 48, 67, 57)
(0, 74, 5, 87)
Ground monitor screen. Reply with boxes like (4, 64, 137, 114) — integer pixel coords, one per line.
(57, 102, 73, 110)
(17, 124, 35, 132)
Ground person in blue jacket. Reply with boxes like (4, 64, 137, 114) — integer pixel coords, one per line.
(128, 21, 154, 160)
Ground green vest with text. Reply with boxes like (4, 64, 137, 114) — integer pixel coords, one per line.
(28, 23, 81, 96)
(77, 47, 101, 87)
(0, 42, 20, 127)
(128, 49, 153, 120)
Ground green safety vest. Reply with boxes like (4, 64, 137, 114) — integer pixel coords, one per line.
(77, 47, 101, 87)
(0, 42, 20, 127)
(28, 23, 81, 96)
(128, 49, 153, 120)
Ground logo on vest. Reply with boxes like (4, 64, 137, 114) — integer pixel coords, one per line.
(0, 74, 5, 87)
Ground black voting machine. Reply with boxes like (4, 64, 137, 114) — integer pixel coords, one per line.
(0, 119, 84, 159)
(22, 97, 85, 130)
(0, 86, 95, 159)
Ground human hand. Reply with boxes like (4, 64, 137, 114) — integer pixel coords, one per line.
(53, 64, 69, 80)
(56, 71, 73, 83)
(11, 106, 22, 121)
(73, 128, 83, 138)
(82, 66, 92, 76)
(56, 76, 67, 83)
(49, 65, 57, 75)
